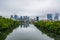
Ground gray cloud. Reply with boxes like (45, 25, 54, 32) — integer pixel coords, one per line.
(0, 0, 60, 17)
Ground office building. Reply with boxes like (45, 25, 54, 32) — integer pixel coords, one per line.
(54, 13, 59, 21)
(14, 15, 18, 20)
(47, 14, 52, 20)
(11, 15, 13, 18)
(36, 16, 39, 21)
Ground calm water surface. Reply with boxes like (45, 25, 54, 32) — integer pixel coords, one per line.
(5, 23, 54, 40)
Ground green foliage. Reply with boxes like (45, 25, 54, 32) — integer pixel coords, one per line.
(0, 16, 20, 31)
(34, 21, 60, 35)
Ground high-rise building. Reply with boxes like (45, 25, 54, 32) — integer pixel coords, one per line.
(11, 15, 13, 18)
(54, 13, 59, 21)
(27, 17, 29, 21)
(14, 15, 18, 20)
(36, 16, 39, 21)
(23, 16, 25, 21)
(20, 16, 23, 21)
(47, 14, 52, 20)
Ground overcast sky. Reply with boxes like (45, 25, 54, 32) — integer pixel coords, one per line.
(0, 0, 60, 17)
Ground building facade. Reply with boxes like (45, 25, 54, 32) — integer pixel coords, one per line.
(47, 14, 52, 20)
(14, 15, 18, 20)
(36, 16, 39, 21)
(11, 15, 13, 18)
(54, 13, 59, 21)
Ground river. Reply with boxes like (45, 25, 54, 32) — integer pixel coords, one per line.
(5, 23, 54, 40)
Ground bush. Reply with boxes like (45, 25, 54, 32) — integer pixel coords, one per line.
(0, 16, 20, 31)
(34, 21, 60, 35)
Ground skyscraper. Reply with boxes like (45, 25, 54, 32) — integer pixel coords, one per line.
(27, 17, 29, 21)
(36, 16, 39, 21)
(54, 13, 59, 21)
(20, 16, 23, 21)
(14, 15, 18, 20)
(47, 14, 52, 20)
(11, 15, 13, 18)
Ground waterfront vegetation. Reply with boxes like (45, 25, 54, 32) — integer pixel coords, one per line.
(0, 16, 20, 31)
(34, 21, 60, 40)
(0, 16, 20, 40)
(34, 21, 60, 35)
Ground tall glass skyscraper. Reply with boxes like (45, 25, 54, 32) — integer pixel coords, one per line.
(20, 16, 23, 21)
(11, 15, 13, 18)
(36, 16, 39, 21)
(54, 13, 59, 21)
(14, 15, 18, 20)
(47, 14, 52, 20)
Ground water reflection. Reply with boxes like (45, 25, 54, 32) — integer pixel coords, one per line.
(5, 23, 54, 40)
(20, 22, 29, 27)
(0, 27, 16, 40)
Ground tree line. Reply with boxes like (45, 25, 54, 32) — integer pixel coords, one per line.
(0, 16, 20, 31)
(34, 21, 60, 35)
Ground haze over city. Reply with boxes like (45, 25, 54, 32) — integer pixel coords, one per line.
(0, 0, 60, 18)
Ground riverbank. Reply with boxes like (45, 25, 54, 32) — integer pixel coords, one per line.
(0, 16, 20, 40)
(34, 21, 60, 40)
(0, 16, 20, 31)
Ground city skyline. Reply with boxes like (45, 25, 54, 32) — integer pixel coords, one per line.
(10, 13, 60, 20)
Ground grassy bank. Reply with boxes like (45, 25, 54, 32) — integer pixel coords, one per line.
(0, 16, 20, 31)
(34, 21, 60, 40)
(0, 16, 20, 40)
(34, 21, 60, 35)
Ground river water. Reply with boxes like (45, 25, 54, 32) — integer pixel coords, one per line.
(5, 23, 54, 40)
